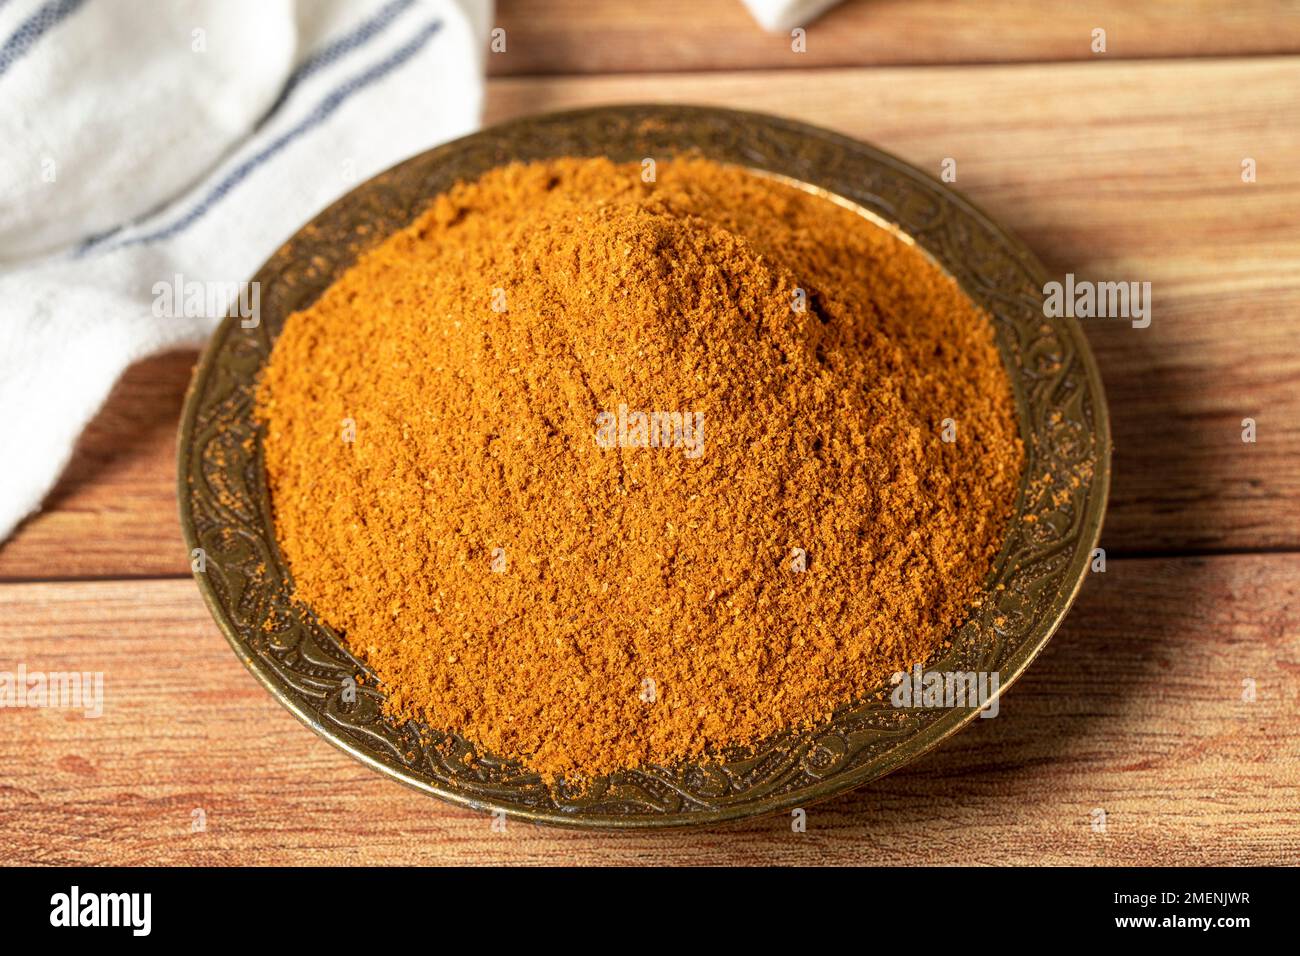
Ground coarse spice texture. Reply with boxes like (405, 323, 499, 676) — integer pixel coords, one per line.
(256, 156, 1025, 782)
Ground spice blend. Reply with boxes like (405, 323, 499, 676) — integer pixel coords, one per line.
(256, 156, 1025, 782)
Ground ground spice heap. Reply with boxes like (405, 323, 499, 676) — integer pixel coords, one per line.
(257, 156, 1025, 782)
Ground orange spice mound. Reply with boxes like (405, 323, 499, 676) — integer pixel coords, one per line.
(256, 156, 1025, 782)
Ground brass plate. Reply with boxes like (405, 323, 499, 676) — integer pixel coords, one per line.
(178, 105, 1111, 828)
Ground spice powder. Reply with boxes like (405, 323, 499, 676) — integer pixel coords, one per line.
(256, 156, 1025, 783)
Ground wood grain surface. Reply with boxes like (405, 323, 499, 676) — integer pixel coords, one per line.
(2, 4, 1297, 866)
(489, 0, 1300, 74)
(2, 556, 1295, 865)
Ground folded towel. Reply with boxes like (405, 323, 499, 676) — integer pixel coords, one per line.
(0, 0, 491, 542)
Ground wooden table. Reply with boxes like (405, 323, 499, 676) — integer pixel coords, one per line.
(3, 0, 1298, 865)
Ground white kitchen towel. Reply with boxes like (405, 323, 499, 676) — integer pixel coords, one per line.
(0, 0, 491, 543)
(741, 0, 842, 32)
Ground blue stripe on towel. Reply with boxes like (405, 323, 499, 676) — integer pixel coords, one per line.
(0, 0, 88, 80)
(257, 0, 417, 131)
(77, 0, 422, 256)
(88, 18, 444, 255)
(290, 0, 417, 89)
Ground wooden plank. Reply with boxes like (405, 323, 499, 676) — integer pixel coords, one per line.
(1, 557, 1296, 865)
(489, 0, 1300, 75)
(2, 58, 1297, 580)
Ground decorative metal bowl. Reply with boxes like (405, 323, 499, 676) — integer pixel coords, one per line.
(178, 105, 1111, 828)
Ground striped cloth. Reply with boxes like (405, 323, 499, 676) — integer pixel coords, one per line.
(0, 0, 490, 542)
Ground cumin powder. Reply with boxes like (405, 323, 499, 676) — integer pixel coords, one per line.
(256, 156, 1024, 782)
